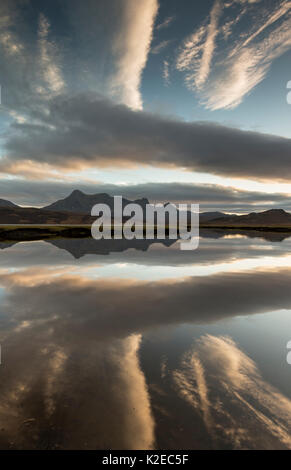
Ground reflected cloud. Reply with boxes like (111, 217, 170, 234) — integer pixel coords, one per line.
(1, 267, 291, 341)
(173, 335, 291, 449)
(0, 330, 155, 449)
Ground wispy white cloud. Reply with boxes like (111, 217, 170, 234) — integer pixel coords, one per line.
(241, 1, 291, 47)
(38, 14, 65, 96)
(151, 39, 171, 55)
(176, 0, 223, 90)
(163, 60, 170, 86)
(0, 3, 23, 56)
(156, 15, 175, 31)
(0, 1, 67, 118)
(177, 0, 291, 110)
(195, 0, 223, 89)
(111, 0, 159, 110)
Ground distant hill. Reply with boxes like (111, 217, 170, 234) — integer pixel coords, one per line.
(0, 198, 19, 209)
(44, 190, 149, 214)
(0, 203, 229, 226)
(48, 238, 176, 259)
(0, 206, 94, 225)
(203, 209, 291, 227)
(200, 211, 230, 222)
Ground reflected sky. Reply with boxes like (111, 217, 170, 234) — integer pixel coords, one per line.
(0, 235, 290, 449)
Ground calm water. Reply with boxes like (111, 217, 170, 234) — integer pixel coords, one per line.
(0, 233, 291, 450)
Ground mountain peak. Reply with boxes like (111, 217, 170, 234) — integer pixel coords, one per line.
(44, 191, 148, 214)
(0, 198, 19, 209)
(204, 207, 291, 227)
(264, 209, 287, 214)
(69, 189, 85, 197)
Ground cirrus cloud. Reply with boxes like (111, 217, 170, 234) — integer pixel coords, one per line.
(177, 0, 291, 110)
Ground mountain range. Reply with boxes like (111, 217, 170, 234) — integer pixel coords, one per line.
(43, 189, 149, 214)
(203, 209, 291, 227)
(0, 190, 290, 227)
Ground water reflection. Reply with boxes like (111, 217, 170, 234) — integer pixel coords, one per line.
(171, 335, 291, 449)
(0, 234, 290, 449)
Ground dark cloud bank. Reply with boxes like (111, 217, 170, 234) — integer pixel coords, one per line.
(4, 93, 291, 181)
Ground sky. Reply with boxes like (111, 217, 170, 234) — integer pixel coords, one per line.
(0, 0, 291, 212)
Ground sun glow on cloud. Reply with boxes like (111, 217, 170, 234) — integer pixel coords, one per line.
(110, 0, 159, 110)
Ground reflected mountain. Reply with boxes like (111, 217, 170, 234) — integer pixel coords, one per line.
(0, 241, 17, 250)
(200, 228, 291, 242)
(0, 228, 291, 259)
(1, 236, 288, 270)
(47, 237, 176, 258)
(47, 231, 291, 260)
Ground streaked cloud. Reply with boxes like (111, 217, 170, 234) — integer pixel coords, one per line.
(177, 0, 291, 110)
(163, 60, 170, 85)
(110, 0, 159, 110)
(156, 15, 175, 30)
(195, 0, 223, 89)
(38, 14, 65, 97)
(151, 40, 171, 55)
